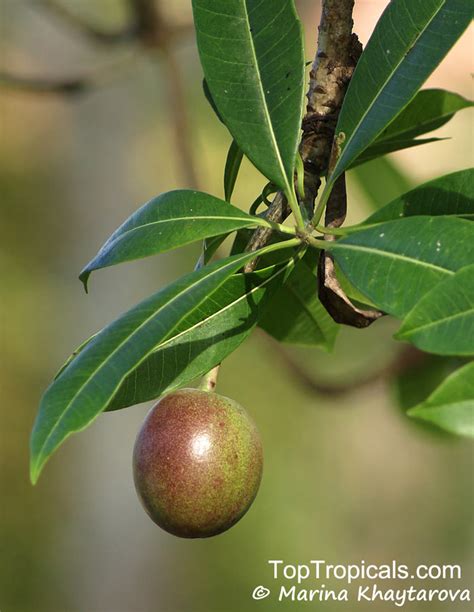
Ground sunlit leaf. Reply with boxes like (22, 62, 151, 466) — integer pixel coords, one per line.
(329, 0, 472, 183)
(193, 0, 305, 192)
(80, 190, 271, 288)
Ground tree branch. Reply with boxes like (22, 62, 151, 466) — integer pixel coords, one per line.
(0, 71, 90, 95)
(37, 0, 135, 44)
(260, 331, 426, 398)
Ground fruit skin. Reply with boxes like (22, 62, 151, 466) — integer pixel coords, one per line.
(133, 388, 263, 538)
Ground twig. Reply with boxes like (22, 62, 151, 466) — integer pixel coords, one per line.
(129, 0, 200, 187)
(36, 0, 135, 44)
(260, 332, 426, 398)
(0, 72, 89, 95)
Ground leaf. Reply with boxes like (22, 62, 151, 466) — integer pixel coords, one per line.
(329, 216, 474, 318)
(407, 361, 474, 437)
(108, 263, 292, 410)
(192, 0, 305, 192)
(351, 137, 444, 168)
(202, 78, 224, 123)
(353, 89, 472, 166)
(371, 88, 473, 144)
(259, 259, 338, 348)
(224, 139, 244, 201)
(394, 355, 460, 411)
(396, 264, 474, 356)
(364, 168, 474, 223)
(58, 262, 293, 411)
(30, 242, 298, 483)
(329, 0, 472, 183)
(80, 190, 270, 288)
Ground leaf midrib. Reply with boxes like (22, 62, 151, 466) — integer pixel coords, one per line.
(241, 0, 291, 194)
(99, 214, 267, 248)
(400, 305, 474, 337)
(333, 0, 446, 179)
(411, 399, 474, 415)
(331, 242, 455, 275)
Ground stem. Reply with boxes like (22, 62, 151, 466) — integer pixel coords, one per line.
(314, 224, 348, 237)
(199, 365, 220, 393)
(264, 220, 297, 236)
(286, 186, 306, 231)
(305, 235, 328, 250)
(243, 0, 360, 268)
(312, 181, 334, 226)
(259, 237, 302, 255)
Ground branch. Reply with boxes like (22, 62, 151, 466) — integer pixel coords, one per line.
(260, 331, 426, 398)
(0, 71, 90, 95)
(37, 0, 135, 44)
(244, 0, 360, 272)
(128, 0, 200, 187)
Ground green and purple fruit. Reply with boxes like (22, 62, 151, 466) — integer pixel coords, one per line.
(133, 388, 263, 538)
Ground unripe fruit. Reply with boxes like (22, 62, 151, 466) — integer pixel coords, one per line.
(133, 388, 263, 538)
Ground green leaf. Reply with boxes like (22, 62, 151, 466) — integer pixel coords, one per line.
(394, 355, 460, 411)
(259, 259, 338, 348)
(58, 262, 294, 411)
(329, 216, 474, 318)
(109, 263, 292, 410)
(30, 242, 298, 483)
(353, 89, 472, 166)
(407, 361, 474, 437)
(224, 139, 244, 201)
(329, 0, 472, 183)
(202, 78, 224, 123)
(192, 0, 305, 193)
(396, 264, 474, 356)
(364, 168, 474, 224)
(351, 137, 444, 168)
(80, 190, 270, 288)
(371, 88, 473, 144)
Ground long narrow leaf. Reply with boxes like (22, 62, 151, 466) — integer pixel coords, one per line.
(30, 242, 298, 483)
(329, 216, 474, 318)
(224, 139, 244, 201)
(193, 0, 305, 192)
(396, 264, 474, 356)
(80, 190, 271, 288)
(365, 168, 474, 224)
(407, 362, 474, 437)
(329, 0, 472, 183)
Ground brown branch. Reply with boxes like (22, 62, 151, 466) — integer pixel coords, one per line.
(260, 331, 426, 398)
(0, 71, 91, 95)
(128, 0, 200, 187)
(243, 0, 360, 272)
(37, 0, 135, 44)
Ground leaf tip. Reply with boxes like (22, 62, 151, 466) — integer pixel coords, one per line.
(79, 268, 90, 294)
(29, 459, 41, 485)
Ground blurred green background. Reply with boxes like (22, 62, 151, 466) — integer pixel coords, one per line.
(1, 1, 473, 611)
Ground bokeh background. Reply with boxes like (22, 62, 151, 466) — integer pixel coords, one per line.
(1, 1, 473, 611)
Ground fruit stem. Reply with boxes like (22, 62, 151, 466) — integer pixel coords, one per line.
(199, 365, 220, 393)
